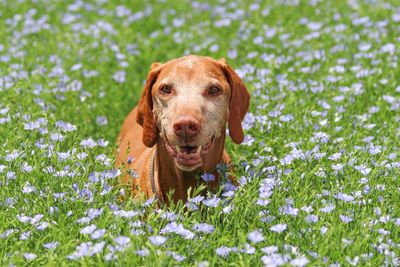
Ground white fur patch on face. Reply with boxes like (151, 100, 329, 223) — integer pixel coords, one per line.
(153, 75, 229, 146)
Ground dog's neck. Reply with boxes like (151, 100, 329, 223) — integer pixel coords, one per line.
(154, 133, 226, 204)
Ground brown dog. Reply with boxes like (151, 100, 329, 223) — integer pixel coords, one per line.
(116, 55, 250, 204)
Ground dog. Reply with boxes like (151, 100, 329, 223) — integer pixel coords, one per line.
(116, 55, 250, 204)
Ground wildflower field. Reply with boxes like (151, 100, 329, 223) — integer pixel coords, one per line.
(1, 0, 400, 266)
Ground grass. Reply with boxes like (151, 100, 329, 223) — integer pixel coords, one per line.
(0, 0, 399, 266)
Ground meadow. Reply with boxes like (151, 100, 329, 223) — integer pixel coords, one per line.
(0, 0, 399, 266)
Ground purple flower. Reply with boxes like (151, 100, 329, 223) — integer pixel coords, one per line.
(87, 208, 103, 219)
(136, 248, 150, 257)
(305, 215, 318, 223)
(67, 241, 106, 260)
(22, 183, 36, 194)
(91, 241, 106, 255)
(21, 162, 33, 172)
(50, 133, 64, 142)
(320, 204, 335, 213)
(261, 246, 278, 254)
(80, 224, 97, 234)
(143, 197, 155, 207)
(216, 246, 231, 257)
(203, 196, 220, 207)
(55, 121, 77, 132)
(193, 223, 215, 234)
(257, 199, 271, 206)
(166, 250, 186, 262)
(189, 195, 204, 203)
(223, 205, 233, 214)
(0, 229, 15, 238)
(160, 222, 195, 239)
(6, 150, 19, 161)
(96, 116, 108, 126)
(320, 226, 328, 235)
(241, 243, 256, 254)
(247, 230, 265, 243)
(114, 236, 131, 247)
(20, 231, 31, 240)
(80, 138, 98, 148)
(24, 253, 37, 260)
(7, 171, 16, 180)
(36, 221, 50, 230)
(113, 210, 139, 218)
(334, 192, 354, 202)
(261, 254, 288, 266)
(91, 229, 106, 239)
(270, 223, 287, 233)
(290, 255, 310, 266)
(148, 235, 167, 246)
(43, 241, 59, 249)
(113, 70, 126, 83)
(201, 173, 215, 182)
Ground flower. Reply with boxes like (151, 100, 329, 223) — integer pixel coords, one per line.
(148, 235, 167, 246)
(247, 230, 265, 243)
(216, 246, 231, 257)
(24, 253, 37, 260)
(80, 224, 97, 235)
(201, 173, 215, 182)
(43, 241, 59, 249)
(114, 236, 131, 247)
(96, 116, 108, 126)
(305, 215, 318, 223)
(290, 256, 310, 266)
(22, 182, 36, 194)
(113, 70, 126, 83)
(203, 196, 220, 207)
(160, 222, 195, 239)
(193, 223, 215, 234)
(320, 204, 335, 213)
(136, 248, 150, 257)
(261, 246, 278, 254)
(270, 224, 287, 233)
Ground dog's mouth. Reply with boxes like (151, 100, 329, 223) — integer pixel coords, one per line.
(165, 136, 215, 170)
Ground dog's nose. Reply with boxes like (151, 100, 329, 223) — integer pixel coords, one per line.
(173, 117, 201, 139)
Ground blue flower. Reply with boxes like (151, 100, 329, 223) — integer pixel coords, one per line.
(216, 246, 231, 257)
(203, 196, 220, 207)
(270, 224, 287, 233)
(247, 230, 264, 243)
(24, 253, 37, 260)
(114, 236, 131, 247)
(193, 223, 215, 234)
(43, 241, 59, 249)
(201, 173, 215, 182)
(148, 235, 167, 246)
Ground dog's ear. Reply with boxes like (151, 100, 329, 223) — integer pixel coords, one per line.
(218, 58, 250, 144)
(136, 62, 163, 147)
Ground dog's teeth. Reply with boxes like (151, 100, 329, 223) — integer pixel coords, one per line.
(196, 145, 202, 154)
(176, 146, 181, 153)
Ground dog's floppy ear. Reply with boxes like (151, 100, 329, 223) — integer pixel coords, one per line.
(136, 62, 163, 147)
(218, 58, 250, 144)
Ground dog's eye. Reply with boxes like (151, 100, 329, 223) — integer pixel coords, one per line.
(208, 86, 221, 96)
(160, 85, 172, 94)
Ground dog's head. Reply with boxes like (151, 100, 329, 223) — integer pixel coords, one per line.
(137, 55, 250, 171)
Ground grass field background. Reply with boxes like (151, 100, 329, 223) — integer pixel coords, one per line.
(1, 0, 399, 266)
